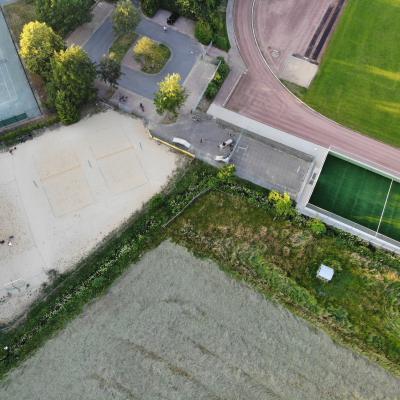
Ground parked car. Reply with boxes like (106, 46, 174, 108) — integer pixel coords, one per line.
(167, 12, 179, 25)
(215, 155, 230, 163)
(218, 138, 234, 149)
(172, 137, 191, 149)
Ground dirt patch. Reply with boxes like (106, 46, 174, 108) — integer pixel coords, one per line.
(0, 241, 398, 399)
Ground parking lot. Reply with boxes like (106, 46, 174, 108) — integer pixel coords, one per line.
(151, 116, 313, 198)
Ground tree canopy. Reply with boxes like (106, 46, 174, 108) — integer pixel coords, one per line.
(113, 0, 140, 36)
(154, 73, 187, 117)
(19, 21, 65, 80)
(47, 45, 96, 124)
(97, 55, 122, 88)
(35, 0, 93, 35)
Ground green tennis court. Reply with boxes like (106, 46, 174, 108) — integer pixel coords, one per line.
(309, 154, 400, 241)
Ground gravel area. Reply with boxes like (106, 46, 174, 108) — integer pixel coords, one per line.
(1, 241, 399, 399)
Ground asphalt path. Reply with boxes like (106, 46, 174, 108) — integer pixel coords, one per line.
(84, 17, 200, 99)
(228, 0, 400, 177)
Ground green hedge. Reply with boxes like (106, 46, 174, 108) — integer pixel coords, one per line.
(0, 115, 59, 148)
(141, 0, 230, 50)
(205, 56, 230, 100)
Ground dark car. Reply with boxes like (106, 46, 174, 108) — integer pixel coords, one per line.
(167, 12, 179, 25)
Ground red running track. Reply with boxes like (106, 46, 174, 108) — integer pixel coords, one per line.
(226, 0, 400, 177)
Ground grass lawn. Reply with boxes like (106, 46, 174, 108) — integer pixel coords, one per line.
(135, 42, 171, 74)
(1, 161, 399, 378)
(303, 0, 400, 147)
(168, 189, 400, 373)
(109, 32, 137, 64)
(310, 154, 400, 241)
(3, 0, 36, 41)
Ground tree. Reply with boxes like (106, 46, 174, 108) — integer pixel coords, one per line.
(55, 90, 80, 124)
(154, 73, 187, 117)
(113, 0, 140, 36)
(19, 21, 65, 80)
(47, 45, 96, 124)
(133, 36, 164, 68)
(195, 20, 213, 45)
(141, 0, 159, 17)
(97, 55, 121, 88)
(36, 0, 93, 35)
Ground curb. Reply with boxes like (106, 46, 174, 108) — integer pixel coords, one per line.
(147, 129, 195, 158)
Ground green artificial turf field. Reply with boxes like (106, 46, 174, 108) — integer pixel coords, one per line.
(380, 181, 400, 241)
(310, 154, 400, 241)
(303, 0, 400, 147)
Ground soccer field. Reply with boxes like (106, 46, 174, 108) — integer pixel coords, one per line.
(304, 0, 400, 147)
(309, 154, 400, 242)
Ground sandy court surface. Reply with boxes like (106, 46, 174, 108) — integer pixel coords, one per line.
(0, 110, 180, 324)
(0, 241, 399, 399)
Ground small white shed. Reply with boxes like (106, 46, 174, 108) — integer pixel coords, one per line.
(316, 264, 334, 282)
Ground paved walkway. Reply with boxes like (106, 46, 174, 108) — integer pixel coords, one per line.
(83, 16, 201, 99)
(150, 115, 313, 198)
(66, 1, 113, 48)
(224, 0, 400, 178)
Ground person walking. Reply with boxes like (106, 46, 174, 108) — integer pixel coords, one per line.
(140, 103, 145, 112)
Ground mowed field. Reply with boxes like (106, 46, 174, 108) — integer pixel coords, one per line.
(304, 0, 400, 147)
(1, 242, 399, 399)
(310, 154, 400, 241)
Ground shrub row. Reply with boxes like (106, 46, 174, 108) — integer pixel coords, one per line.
(141, 0, 230, 51)
(0, 115, 59, 148)
(205, 56, 230, 100)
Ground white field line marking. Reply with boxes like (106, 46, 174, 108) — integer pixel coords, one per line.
(376, 179, 393, 236)
(0, 64, 11, 103)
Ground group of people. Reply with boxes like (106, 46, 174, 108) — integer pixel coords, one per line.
(0, 235, 14, 246)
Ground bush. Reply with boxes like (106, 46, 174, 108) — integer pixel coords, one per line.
(205, 81, 219, 100)
(55, 90, 80, 124)
(217, 164, 236, 182)
(141, 0, 159, 17)
(195, 20, 213, 45)
(268, 191, 295, 218)
(213, 35, 230, 51)
(0, 116, 59, 147)
(204, 57, 230, 100)
(217, 56, 230, 80)
(308, 218, 327, 236)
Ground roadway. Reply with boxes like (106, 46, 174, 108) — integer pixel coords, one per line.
(84, 17, 200, 99)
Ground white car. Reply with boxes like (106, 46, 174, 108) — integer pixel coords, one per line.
(215, 155, 230, 163)
(172, 137, 191, 149)
(218, 138, 234, 149)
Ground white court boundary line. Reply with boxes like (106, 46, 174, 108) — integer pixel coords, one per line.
(376, 179, 393, 237)
(0, 61, 17, 105)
